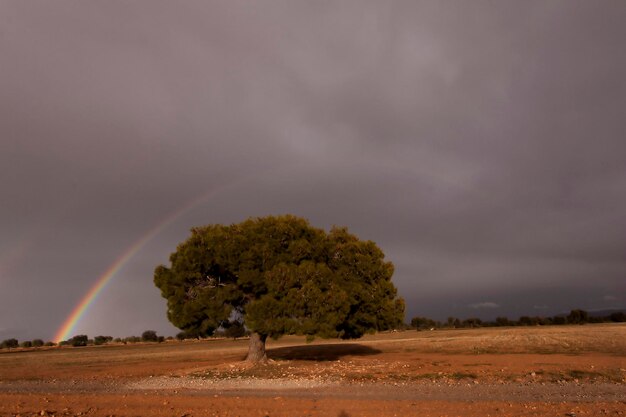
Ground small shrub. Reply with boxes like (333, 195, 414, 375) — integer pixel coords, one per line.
(141, 330, 158, 342)
(21, 340, 33, 348)
(32, 339, 44, 347)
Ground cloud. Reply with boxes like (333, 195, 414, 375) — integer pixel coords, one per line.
(533, 305, 549, 310)
(469, 302, 500, 309)
(1, 1, 625, 339)
(603, 295, 618, 301)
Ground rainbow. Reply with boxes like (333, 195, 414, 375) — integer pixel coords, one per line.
(52, 190, 221, 343)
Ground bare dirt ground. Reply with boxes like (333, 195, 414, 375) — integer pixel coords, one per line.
(0, 324, 624, 416)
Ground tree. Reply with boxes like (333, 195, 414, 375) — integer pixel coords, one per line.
(463, 318, 482, 328)
(567, 309, 589, 324)
(495, 316, 509, 326)
(141, 330, 158, 342)
(222, 320, 247, 339)
(21, 340, 32, 348)
(411, 316, 436, 331)
(69, 335, 88, 347)
(32, 339, 45, 347)
(154, 215, 405, 362)
(1, 338, 19, 349)
(94, 335, 112, 345)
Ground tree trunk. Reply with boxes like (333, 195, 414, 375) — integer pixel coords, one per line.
(246, 332, 268, 363)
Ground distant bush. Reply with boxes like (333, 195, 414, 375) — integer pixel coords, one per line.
(44, 341, 56, 347)
(141, 330, 158, 342)
(567, 309, 589, 324)
(411, 316, 437, 331)
(1, 338, 19, 349)
(70, 335, 88, 347)
(404, 308, 624, 330)
(32, 339, 44, 347)
(123, 336, 141, 344)
(20, 340, 32, 348)
(462, 318, 482, 328)
(94, 335, 113, 345)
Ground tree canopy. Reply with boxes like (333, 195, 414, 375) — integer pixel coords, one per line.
(154, 215, 405, 361)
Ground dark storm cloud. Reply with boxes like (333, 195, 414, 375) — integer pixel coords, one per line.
(1, 1, 625, 340)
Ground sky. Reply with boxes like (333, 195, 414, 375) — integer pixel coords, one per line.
(1, 1, 625, 342)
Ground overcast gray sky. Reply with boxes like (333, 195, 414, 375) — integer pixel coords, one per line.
(1, 1, 625, 341)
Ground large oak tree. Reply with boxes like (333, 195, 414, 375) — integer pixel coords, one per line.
(154, 215, 404, 362)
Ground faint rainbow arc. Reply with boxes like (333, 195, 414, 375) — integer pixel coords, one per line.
(52, 191, 216, 343)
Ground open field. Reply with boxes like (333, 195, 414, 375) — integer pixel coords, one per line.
(1, 324, 624, 416)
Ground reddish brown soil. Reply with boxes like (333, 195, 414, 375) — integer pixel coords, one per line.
(1, 324, 624, 416)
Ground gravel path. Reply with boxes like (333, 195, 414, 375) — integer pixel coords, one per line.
(2, 376, 623, 403)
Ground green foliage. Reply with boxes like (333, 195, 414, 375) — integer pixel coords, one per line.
(1, 338, 19, 349)
(123, 336, 141, 344)
(610, 312, 626, 322)
(94, 335, 113, 345)
(567, 309, 589, 324)
(69, 335, 88, 347)
(463, 318, 482, 328)
(411, 316, 436, 330)
(154, 215, 405, 341)
(222, 320, 247, 339)
(44, 341, 56, 347)
(141, 330, 158, 342)
(495, 317, 509, 326)
(20, 340, 32, 348)
(402, 308, 626, 329)
(32, 339, 44, 347)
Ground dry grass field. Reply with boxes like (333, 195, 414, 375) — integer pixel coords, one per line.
(0, 324, 624, 416)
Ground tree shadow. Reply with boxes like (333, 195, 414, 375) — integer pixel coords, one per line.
(268, 343, 381, 361)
